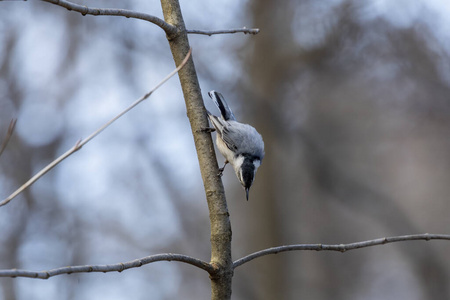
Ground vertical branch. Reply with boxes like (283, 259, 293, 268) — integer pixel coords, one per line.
(159, 1, 233, 299)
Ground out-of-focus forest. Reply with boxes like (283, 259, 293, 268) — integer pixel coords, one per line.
(1, 0, 450, 299)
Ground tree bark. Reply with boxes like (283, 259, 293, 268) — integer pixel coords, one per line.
(160, 1, 233, 299)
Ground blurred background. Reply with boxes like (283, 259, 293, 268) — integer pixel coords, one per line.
(1, 0, 450, 299)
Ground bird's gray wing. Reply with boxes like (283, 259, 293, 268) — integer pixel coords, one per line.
(220, 121, 264, 159)
(221, 125, 241, 151)
(208, 114, 243, 151)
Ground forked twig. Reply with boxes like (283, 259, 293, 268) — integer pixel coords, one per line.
(1, 233, 448, 279)
(0, 119, 17, 158)
(41, 0, 259, 37)
(0, 49, 192, 207)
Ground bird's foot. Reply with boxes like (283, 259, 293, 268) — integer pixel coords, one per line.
(218, 161, 228, 177)
(200, 127, 216, 133)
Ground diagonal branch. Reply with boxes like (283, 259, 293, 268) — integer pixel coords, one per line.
(187, 28, 260, 36)
(0, 252, 216, 279)
(233, 233, 450, 269)
(0, 118, 17, 158)
(41, 0, 177, 36)
(0, 49, 192, 208)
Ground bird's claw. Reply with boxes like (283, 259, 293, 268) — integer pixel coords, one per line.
(200, 127, 216, 133)
(217, 161, 228, 177)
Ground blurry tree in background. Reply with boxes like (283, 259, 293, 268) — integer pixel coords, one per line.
(231, 0, 450, 299)
(1, 0, 450, 300)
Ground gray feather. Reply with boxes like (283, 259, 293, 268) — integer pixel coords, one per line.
(220, 120, 265, 160)
(207, 114, 225, 134)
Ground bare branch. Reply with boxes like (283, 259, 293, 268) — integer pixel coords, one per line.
(41, 0, 260, 38)
(0, 118, 17, 158)
(41, 0, 259, 37)
(40, 0, 177, 36)
(0, 49, 192, 208)
(186, 28, 260, 36)
(233, 233, 450, 269)
(0, 252, 216, 279)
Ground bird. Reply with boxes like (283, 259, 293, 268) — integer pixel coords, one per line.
(205, 90, 264, 200)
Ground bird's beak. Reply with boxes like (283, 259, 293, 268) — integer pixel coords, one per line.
(245, 188, 250, 201)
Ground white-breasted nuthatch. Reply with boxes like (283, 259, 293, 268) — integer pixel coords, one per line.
(206, 90, 265, 200)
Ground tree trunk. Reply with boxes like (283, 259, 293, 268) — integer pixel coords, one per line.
(159, 1, 233, 299)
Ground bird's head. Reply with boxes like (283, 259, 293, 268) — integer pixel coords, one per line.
(235, 154, 261, 200)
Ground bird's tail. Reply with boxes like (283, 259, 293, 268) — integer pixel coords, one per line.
(208, 90, 236, 121)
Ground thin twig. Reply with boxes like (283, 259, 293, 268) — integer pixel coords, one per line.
(41, 0, 177, 36)
(187, 28, 260, 36)
(0, 252, 216, 279)
(233, 233, 450, 269)
(0, 49, 192, 208)
(0, 119, 17, 158)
